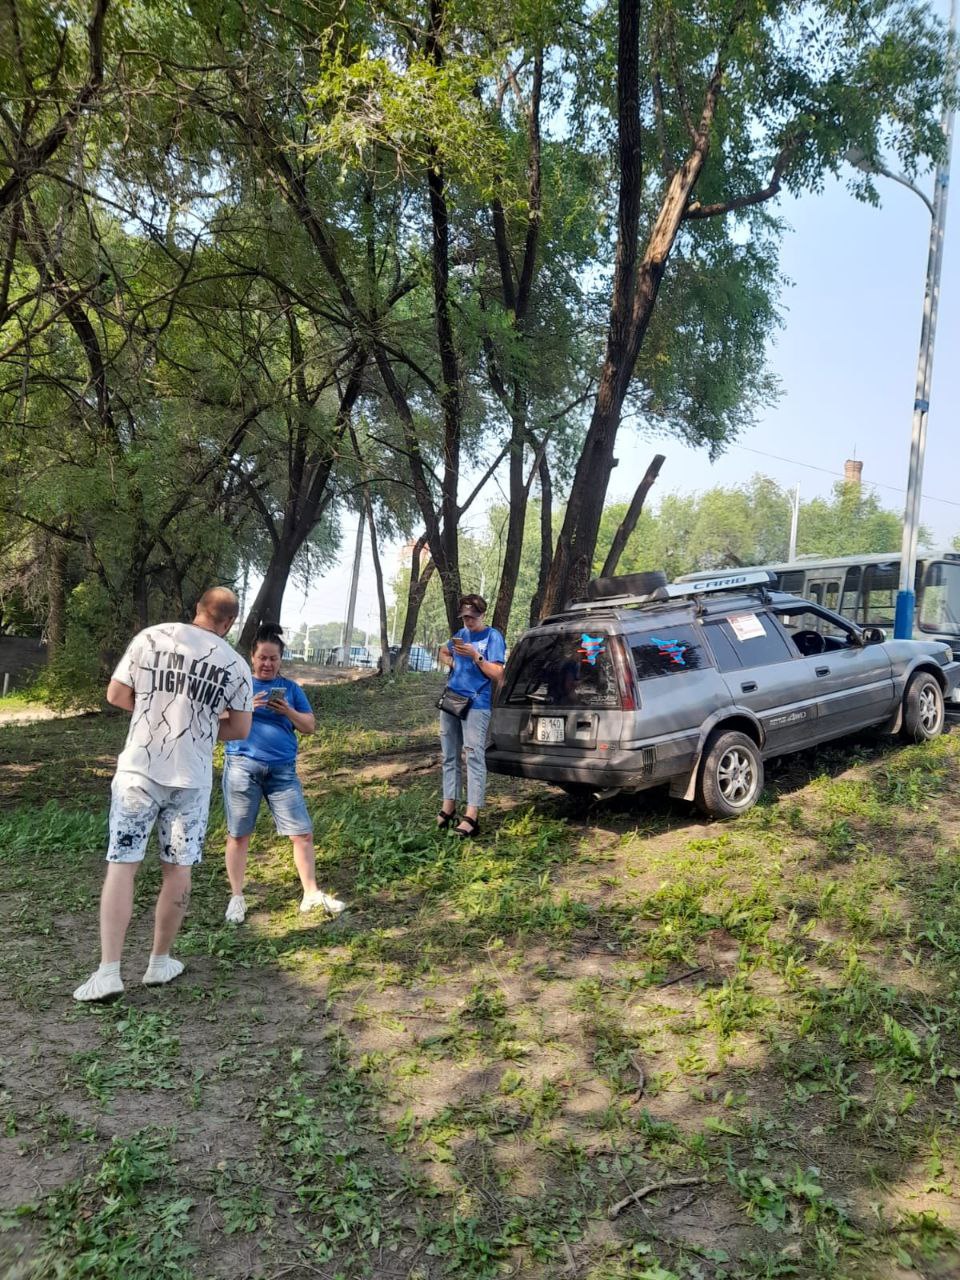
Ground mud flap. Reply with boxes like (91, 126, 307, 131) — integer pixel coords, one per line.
(669, 761, 700, 803)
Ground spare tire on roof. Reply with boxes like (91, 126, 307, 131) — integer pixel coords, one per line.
(584, 570, 668, 601)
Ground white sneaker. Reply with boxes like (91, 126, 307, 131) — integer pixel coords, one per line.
(73, 970, 124, 1002)
(225, 894, 246, 924)
(142, 956, 185, 986)
(300, 890, 346, 916)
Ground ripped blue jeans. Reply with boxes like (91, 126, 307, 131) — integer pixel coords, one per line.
(439, 707, 491, 809)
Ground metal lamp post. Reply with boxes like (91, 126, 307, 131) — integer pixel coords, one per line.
(894, 2, 956, 636)
(845, 2, 956, 637)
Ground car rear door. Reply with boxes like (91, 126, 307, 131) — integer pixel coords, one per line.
(491, 627, 624, 757)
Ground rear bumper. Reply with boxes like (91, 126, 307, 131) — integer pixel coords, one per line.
(485, 745, 658, 791)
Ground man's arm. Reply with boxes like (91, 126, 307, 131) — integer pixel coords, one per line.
(218, 710, 252, 741)
(106, 679, 135, 711)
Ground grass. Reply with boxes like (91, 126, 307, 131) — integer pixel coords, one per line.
(2, 673, 960, 1277)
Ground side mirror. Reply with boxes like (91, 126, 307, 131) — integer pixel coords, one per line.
(862, 626, 886, 645)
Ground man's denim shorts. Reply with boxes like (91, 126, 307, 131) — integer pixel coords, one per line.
(222, 755, 313, 838)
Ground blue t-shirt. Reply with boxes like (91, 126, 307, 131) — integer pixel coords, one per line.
(225, 676, 312, 764)
(445, 626, 506, 711)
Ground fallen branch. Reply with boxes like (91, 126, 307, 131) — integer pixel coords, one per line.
(657, 966, 705, 989)
(628, 1052, 645, 1098)
(608, 1176, 709, 1220)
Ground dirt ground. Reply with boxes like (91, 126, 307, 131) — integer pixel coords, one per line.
(2, 674, 960, 1279)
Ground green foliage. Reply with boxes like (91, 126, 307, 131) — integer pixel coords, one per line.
(69, 1009, 183, 1102)
(599, 477, 912, 579)
(0, 802, 107, 863)
(12, 1129, 196, 1280)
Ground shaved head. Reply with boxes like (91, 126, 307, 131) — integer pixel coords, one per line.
(195, 587, 240, 629)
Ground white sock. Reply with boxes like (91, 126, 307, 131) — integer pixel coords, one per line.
(148, 953, 168, 966)
(98, 961, 121, 977)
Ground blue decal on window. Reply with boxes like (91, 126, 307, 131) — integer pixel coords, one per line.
(579, 633, 606, 666)
(648, 636, 688, 666)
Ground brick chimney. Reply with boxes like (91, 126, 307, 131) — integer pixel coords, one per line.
(844, 459, 863, 487)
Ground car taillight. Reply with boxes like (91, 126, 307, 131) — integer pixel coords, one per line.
(609, 636, 639, 710)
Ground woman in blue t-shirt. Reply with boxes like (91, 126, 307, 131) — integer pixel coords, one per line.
(437, 593, 506, 838)
(222, 624, 346, 924)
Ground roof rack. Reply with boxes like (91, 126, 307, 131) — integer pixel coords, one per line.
(544, 570, 777, 620)
(657, 570, 776, 600)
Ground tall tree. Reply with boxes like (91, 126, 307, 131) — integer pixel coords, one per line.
(540, 0, 951, 613)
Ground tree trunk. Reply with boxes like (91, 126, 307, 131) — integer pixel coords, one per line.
(492, 394, 528, 633)
(397, 540, 436, 668)
(46, 539, 67, 659)
(352, 429, 391, 675)
(601, 453, 665, 576)
(539, 0, 733, 619)
(427, 0, 464, 632)
(530, 451, 554, 625)
(238, 539, 297, 651)
(488, 51, 543, 638)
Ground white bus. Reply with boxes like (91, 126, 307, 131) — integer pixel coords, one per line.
(678, 551, 960, 653)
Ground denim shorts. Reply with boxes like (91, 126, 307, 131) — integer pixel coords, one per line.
(107, 771, 210, 866)
(222, 755, 313, 838)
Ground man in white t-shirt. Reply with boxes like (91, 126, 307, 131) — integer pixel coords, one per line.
(73, 587, 253, 1002)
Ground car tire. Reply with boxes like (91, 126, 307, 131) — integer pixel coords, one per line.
(695, 730, 764, 818)
(900, 671, 944, 742)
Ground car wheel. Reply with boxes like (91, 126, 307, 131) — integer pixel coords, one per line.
(900, 671, 944, 742)
(695, 730, 764, 818)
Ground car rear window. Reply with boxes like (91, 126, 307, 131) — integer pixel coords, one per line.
(503, 631, 619, 708)
(629, 624, 706, 679)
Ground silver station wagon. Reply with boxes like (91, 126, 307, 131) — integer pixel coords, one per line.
(486, 571, 960, 817)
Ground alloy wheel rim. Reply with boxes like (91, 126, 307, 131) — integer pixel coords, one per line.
(918, 685, 942, 734)
(717, 747, 756, 806)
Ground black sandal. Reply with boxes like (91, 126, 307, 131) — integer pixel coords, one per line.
(436, 809, 457, 830)
(455, 815, 479, 839)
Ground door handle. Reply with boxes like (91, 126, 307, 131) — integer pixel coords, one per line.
(741, 681, 757, 693)
(816, 666, 830, 677)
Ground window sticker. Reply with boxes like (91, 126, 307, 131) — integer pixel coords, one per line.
(648, 636, 689, 667)
(727, 613, 767, 642)
(579, 633, 606, 666)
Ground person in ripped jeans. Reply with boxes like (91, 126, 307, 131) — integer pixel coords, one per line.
(74, 588, 253, 1002)
(436, 593, 506, 839)
(222, 623, 346, 924)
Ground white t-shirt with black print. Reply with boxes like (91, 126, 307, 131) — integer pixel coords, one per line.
(112, 623, 253, 789)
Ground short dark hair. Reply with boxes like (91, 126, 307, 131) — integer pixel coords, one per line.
(458, 593, 487, 616)
(196, 587, 240, 627)
(252, 622, 284, 655)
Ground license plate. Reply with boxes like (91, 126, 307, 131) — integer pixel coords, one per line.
(535, 716, 565, 744)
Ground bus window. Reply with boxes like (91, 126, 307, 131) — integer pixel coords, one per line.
(778, 570, 805, 593)
(919, 561, 960, 636)
(840, 566, 861, 623)
(861, 563, 898, 627)
(803, 583, 839, 616)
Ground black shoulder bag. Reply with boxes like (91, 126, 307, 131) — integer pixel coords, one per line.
(436, 687, 473, 719)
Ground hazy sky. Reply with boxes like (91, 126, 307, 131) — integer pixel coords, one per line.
(276, 140, 959, 638)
